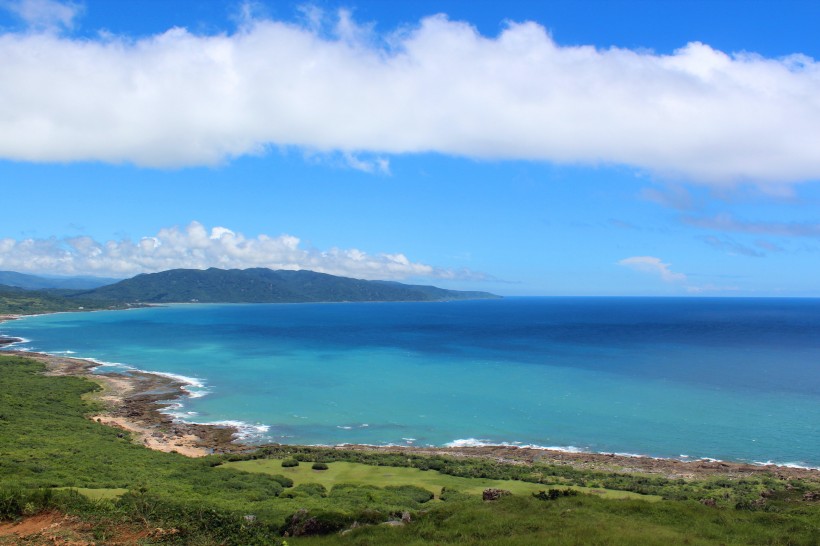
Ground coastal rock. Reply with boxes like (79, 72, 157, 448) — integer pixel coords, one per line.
(803, 491, 820, 502)
(483, 488, 512, 501)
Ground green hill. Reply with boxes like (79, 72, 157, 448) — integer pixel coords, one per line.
(0, 284, 122, 315)
(69, 268, 500, 304)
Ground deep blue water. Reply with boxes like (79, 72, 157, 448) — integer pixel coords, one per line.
(2, 297, 819, 467)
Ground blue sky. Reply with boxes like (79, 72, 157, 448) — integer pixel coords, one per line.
(0, 0, 819, 296)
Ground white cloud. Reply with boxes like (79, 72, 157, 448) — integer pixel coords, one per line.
(618, 256, 687, 283)
(342, 152, 391, 174)
(0, 8, 817, 186)
(2, 0, 81, 32)
(0, 221, 486, 281)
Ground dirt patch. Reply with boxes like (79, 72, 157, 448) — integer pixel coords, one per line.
(0, 511, 171, 545)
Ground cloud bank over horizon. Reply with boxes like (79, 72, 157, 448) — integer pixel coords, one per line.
(1, 5, 819, 188)
(0, 222, 486, 281)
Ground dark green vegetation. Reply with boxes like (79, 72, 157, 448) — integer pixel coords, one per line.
(0, 268, 497, 315)
(69, 267, 500, 303)
(1, 354, 818, 545)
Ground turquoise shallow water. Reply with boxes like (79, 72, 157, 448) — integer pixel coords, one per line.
(2, 298, 819, 467)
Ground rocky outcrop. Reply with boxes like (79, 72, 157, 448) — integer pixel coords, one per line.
(483, 488, 512, 501)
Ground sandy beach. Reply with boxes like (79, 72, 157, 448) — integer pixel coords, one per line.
(1, 343, 816, 482)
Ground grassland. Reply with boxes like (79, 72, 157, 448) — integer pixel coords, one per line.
(1, 353, 818, 545)
(221, 459, 659, 501)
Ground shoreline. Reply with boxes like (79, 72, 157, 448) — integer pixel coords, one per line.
(19, 351, 244, 458)
(1, 348, 817, 480)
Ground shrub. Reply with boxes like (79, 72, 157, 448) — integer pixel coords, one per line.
(281, 458, 299, 468)
(282, 508, 352, 536)
(533, 488, 579, 501)
(312, 462, 329, 471)
(282, 482, 328, 499)
(385, 485, 434, 504)
(270, 475, 293, 488)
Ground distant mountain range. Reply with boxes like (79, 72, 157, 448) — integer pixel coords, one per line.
(0, 271, 121, 291)
(0, 268, 498, 314)
(70, 268, 499, 303)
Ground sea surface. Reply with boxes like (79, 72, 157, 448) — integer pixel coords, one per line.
(2, 298, 819, 467)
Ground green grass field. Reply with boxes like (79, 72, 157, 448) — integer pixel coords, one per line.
(222, 459, 661, 501)
(55, 488, 129, 501)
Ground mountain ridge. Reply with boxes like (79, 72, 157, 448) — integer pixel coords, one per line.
(0, 271, 121, 291)
(69, 268, 500, 304)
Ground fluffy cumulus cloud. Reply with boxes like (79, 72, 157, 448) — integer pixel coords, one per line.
(0, 222, 482, 280)
(0, 6, 819, 186)
(618, 256, 687, 283)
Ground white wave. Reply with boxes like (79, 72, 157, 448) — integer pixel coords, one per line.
(90, 360, 210, 398)
(336, 425, 353, 430)
(441, 441, 820, 469)
(205, 420, 271, 441)
(445, 438, 588, 453)
(0, 336, 31, 347)
(147, 370, 206, 390)
(753, 460, 820, 471)
(445, 438, 493, 448)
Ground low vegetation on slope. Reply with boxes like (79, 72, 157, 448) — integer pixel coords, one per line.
(0, 285, 121, 315)
(0, 354, 818, 545)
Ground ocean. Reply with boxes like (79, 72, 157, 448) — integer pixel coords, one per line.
(2, 297, 818, 468)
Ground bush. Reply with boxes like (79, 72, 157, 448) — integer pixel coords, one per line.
(385, 485, 434, 504)
(312, 462, 329, 471)
(282, 508, 352, 536)
(533, 488, 579, 501)
(282, 482, 329, 499)
(270, 474, 293, 488)
(281, 458, 299, 468)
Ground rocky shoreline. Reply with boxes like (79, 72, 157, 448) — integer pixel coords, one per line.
(23, 352, 242, 457)
(3, 346, 818, 481)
